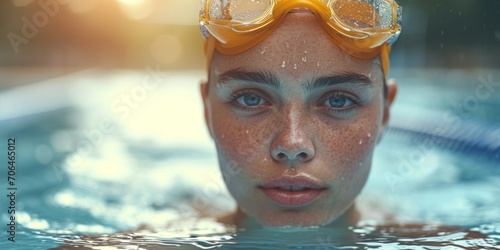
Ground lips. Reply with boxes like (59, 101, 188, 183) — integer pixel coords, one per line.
(259, 176, 327, 208)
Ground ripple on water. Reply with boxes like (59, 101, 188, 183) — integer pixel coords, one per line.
(36, 222, 500, 249)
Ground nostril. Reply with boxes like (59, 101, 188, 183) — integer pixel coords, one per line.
(274, 151, 310, 162)
(296, 152, 308, 160)
(276, 152, 287, 161)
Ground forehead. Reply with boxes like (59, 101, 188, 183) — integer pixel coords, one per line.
(211, 13, 383, 82)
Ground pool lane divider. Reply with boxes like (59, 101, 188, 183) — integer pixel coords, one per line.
(387, 116, 500, 163)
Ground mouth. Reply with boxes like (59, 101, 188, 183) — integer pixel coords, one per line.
(258, 176, 327, 208)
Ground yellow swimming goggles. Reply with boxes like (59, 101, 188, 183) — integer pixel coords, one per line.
(200, 0, 402, 77)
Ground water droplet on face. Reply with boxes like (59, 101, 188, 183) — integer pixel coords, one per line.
(359, 140, 363, 145)
(367, 133, 371, 138)
(304, 50, 308, 54)
(282, 61, 286, 68)
(260, 48, 266, 55)
(317, 62, 320, 67)
(302, 56, 307, 63)
(221, 134, 225, 139)
(245, 130, 249, 134)
(294, 64, 297, 69)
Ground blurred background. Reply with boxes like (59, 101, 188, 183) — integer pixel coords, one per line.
(1, 0, 204, 88)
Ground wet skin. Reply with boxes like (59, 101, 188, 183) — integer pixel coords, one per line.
(201, 12, 397, 228)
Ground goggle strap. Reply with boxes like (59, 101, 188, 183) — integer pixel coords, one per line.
(381, 45, 391, 77)
(205, 35, 217, 71)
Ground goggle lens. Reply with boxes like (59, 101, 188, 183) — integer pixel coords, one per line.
(204, 0, 400, 31)
(331, 0, 395, 30)
(207, 0, 272, 23)
(200, 0, 402, 57)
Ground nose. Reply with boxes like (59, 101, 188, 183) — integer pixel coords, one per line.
(271, 108, 315, 163)
(272, 144, 314, 163)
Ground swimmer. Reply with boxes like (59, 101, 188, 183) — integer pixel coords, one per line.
(54, 2, 496, 248)
(199, 0, 400, 228)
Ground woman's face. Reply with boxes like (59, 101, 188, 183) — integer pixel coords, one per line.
(201, 12, 394, 227)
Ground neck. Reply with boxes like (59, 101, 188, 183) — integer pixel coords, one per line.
(219, 203, 361, 229)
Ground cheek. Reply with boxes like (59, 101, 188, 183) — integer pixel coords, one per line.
(317, 101, 382, 173)
(209, 102, 275, 180)
(314, 102, 382, 212)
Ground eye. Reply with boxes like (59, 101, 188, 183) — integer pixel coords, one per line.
(323, 93, 355, 109)
(237, 93, 263, 107)
(229, 90, 270, 112)
(318, 91, 361, 118)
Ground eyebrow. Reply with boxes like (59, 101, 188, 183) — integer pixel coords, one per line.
(218, 68, 282, 89)
(218, 69, 372, 91)
(303, 73, 373, 91)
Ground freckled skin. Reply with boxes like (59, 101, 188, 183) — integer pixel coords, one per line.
(201, 13, 397, 227)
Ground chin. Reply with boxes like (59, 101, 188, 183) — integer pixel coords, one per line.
(254, 209, 337, 228)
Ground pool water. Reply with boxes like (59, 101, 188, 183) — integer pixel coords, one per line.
(0, 68, 499, 249)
